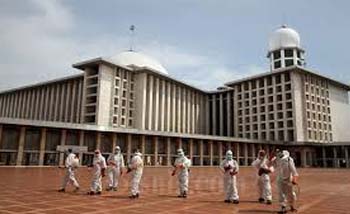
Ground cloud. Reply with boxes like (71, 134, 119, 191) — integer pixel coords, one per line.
(0, 0, 265, 92)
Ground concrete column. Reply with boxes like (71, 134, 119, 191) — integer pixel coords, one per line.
(191, 92, 196, 134)
(95, 132, 101, 150)
(166, 82, 171, 132)
(301, 149, 307, 167)
(64, 82, 71, 122)
(172, 84, 176, 132)
(59, 129, 67, 166)
(54, 84, 60, 121)
(141, 135, 146, 162)
(182, 89, 186, 133)
(148, 75, 154, 130)
(235, 143, 240, 163)
(189, 139, 193, 161)
(251, 144, 256, 159)
(244, 143, 248, 166)
(205, 96, 210, 135)
(154, 136, 158, 165)
(345, 147, 349, 168)
(322, 147, 327, 167)
(177, 87, 181, 133)
(218, 141, 223, 161)
(78, 130, 84, 165)
(127, 134, 132, 162)
(167, 137, 171, 166)
(209, 140, 213, 166)
(219, 93, 223, 136)
(70, 81, 77, 122)
(155, 78, 160, 131)
(161, 80, 165, 131)
(177, 138, 182, 149)
(76, 80, 82, 123)
(227, 92, 232, 136)
(49, 86, 55, 121)
(112, 133, 117, 151)
(333, 147, 338, 168)
(0, 125, 3, 149)
(212, 94, 216, 135)
(38, 128, 47, 166)
(199, 140, 204, 166)
(16, 127, 26, 166)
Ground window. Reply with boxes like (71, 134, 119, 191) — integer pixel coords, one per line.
(274, 61, 281, 69)
(260, 97, 265, 104)
(277, 94, 283, 101)
(267, 77, 273, 85)
(286, 93, 292, 100)
(285, 73, 291, 82)
(284, 49, 293, 57)
(285, 59, 294, 67)
(273, 50, 281, 59)
(275, 75, 281, 84)
(277, 112, 283, 119)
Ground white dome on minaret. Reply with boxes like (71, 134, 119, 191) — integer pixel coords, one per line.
(110, 50, 168, 75)
(268, 25, 301, 52)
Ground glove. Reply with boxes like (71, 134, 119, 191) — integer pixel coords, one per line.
(101, 168, 106, 177)
(292, 176, 298, 185)
(126, 167, 132, 174)
(230, 171, 237, 176)
(120, 169, 123, 176)
(171, 171, 176, 176)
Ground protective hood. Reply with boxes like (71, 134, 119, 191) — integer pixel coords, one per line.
(281, 150, 290, 160)
(134, 152, 142, 157)
(114, 146, 121, 154)
(177, 148, 185, 158)
(226, 150, 233, 160)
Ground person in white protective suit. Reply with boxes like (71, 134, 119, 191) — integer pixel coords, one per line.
(127, 150, 144, 199)
(58, 149, 80, 192)
(106, 146, 125, 191)
(172, 148, 191, 198)
(251, 149, 273, 204)
(272, 150, 299, 214)
(219, 150, 239, 204)
(87, 149, 107, 195)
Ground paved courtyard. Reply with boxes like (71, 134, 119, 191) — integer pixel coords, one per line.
(0, 167, 349, 213)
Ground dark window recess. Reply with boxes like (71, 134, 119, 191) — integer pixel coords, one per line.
(273, 50, 281, 59)
(274, 61, 281, 69)
(284, 49, 293, 57)
(285, 59, 294, 67)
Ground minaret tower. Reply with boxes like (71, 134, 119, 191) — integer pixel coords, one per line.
(267, 25, 305, 71)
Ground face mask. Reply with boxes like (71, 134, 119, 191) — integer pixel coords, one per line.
(177, 152, 184, 158)
(226, 155, 233, 160)
(115, 150, 120, 154)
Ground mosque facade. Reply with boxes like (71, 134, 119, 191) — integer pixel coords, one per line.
(0, 26, 349, 168)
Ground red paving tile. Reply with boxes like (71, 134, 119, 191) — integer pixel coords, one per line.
(0, 167, 349, 213)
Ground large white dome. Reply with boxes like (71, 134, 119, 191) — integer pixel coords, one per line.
(110, 51, 168, 75)
(268, 25, 301, 52)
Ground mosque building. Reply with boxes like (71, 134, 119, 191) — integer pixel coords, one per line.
(0, 26, 349, 168)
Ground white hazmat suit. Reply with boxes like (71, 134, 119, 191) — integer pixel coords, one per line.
(274, 150, 299, 213)
(251, 150, 273, 204)
(128, 152, 144, 198)
(172, 149, 191, 198)
(107, 146, 125, 191)
(89, 151, 107, 194)
(220, 150, 239, 203)
(59, 152, 80, 191)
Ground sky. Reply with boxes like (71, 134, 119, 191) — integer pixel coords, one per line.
(0, 0, 350, 91)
